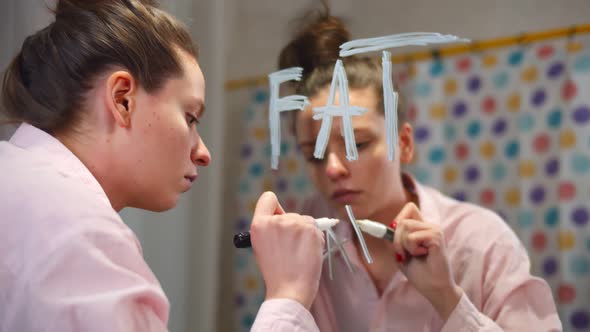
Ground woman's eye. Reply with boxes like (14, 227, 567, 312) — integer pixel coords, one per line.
(186, 114, 200, 126)
(356, 141, 369, 149)
(305, 155, 323, 164)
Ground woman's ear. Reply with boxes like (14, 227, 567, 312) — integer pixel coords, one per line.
(398, 122, 414, 164)
(105, 71, 137, 128)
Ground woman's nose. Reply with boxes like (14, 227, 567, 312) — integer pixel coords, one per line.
(191, 136, 211, 166)
(325, 151, 349, 180)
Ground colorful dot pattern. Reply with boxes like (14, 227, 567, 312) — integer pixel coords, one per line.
(232, 89, 315, 331)
(233, 36, 590, 331)
(398, 36, 590, 331)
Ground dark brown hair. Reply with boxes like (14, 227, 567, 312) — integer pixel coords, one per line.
(1, 0, 198, 133)
(278, 6, 405, 126)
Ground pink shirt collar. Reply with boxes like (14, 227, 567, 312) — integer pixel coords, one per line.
(9, 123, 110, 205)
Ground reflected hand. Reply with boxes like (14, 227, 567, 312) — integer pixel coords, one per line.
(389, 202, 463, 321)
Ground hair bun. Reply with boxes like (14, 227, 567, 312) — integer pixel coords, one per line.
(278, 11, 351, 74)
(54, 0, 92, 16)
(2, 0, 195, 133)
(54, 0, 158, 18)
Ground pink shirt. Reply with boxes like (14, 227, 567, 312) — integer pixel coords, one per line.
(0, 124, 171, 331)
(300, 176, 562, 331)
(251, 300, 320, 331)
(0, 124, 321, 331)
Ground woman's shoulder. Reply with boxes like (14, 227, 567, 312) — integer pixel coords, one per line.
(1, 137, 114, 212)
(2, 163, 113, 220)
(0, 141, 130, 259)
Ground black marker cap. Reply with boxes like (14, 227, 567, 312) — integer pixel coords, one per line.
(233, 232, 252, 248)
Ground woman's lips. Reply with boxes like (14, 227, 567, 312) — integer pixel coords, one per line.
(331, 189, 361, 204)
(182, 174, 197, 192)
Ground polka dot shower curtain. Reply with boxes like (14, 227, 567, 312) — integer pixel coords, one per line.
(229, 87, 315, 331)
(230, 33, 590, 331)
(399, 35, 590, 331)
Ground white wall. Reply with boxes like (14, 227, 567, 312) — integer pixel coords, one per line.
(226, 0, 590, 81)
(0, 0, 52, 139)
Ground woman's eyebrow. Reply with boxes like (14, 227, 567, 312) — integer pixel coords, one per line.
(353, 127, 373, 135)
(185, 97, 206, 116)
(298, 141, 316, 147)
(298, 127, 373, 146)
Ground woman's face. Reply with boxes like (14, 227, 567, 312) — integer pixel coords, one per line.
(296, 86, 414, 221)
(125, 52, 210, 211)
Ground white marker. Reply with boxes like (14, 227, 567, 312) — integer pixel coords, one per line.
(356, 219, 395, 242)
(233, 218, 340, 248)
(315, 217, 340, 231)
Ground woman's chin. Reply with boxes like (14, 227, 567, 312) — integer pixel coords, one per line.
(138, 194, 179, 212)
(333, 203, 370, 220)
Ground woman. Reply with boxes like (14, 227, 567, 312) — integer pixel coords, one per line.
(277, 10, 562, 332)
(0, 1, 323, 331)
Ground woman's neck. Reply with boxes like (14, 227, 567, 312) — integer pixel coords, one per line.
(55, 129, 128, 211)
(355, 180, 419, 296)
